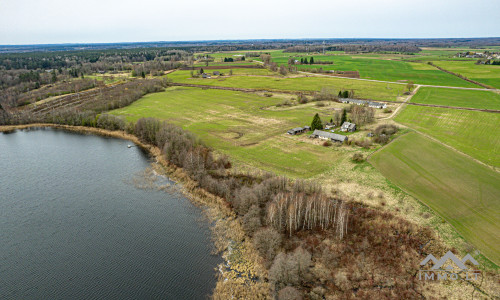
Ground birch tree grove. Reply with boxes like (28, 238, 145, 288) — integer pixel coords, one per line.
(267, 192, 349, 238)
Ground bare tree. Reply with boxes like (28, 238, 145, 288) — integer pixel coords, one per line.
(406, 81, 415, 91)
(278, 286, 303, 300)
(253, 227, 282, 266)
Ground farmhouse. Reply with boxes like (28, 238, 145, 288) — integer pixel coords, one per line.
(340, 98, 386, 109)
(341, 122, 356, 132)
(310, 130, 348, 143)
(213, 71, 220, 76)
(202, 73, 211, 78)
(340, 98, 366, 106)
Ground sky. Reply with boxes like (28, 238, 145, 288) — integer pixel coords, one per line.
(0, 0, 499, 45)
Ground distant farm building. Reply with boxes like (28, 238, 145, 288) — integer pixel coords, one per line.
(327, 70, 360, 78)
(213, 71, 220, 76)
(340, 98, 386, 109)
(368, 102, 387, 109)
(287, 126, 311, 135)
(325, 122, 335, 130)
(341, 122, 356, 132)
(202, 73, 211, 78)
(288, 127, 305, 135)
(310, 130, 348, 143)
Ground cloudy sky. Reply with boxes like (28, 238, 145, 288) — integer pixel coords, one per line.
(0, 0, 499, 45)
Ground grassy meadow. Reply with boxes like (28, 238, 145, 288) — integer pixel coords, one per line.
(110, 86, 355, 177)
(410, 87, 500, 110)
(395, 105, 500, 168)
(167, 70, 408, 101)
(370, 132, 500, 265)
(431, 60, 500, 89)
(271, 55, 478, 87)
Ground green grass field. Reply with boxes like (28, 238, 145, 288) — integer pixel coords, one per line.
(269, 54, 479, 87)
(395, 105, 500, 167)
(410, 87, 500, 110)
(431, 61, 500, 89)
(168, 70, 408, 101)
(110, 86, 353, 177)
(370, 132, 500, 265)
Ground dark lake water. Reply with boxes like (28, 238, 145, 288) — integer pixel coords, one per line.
(0, 128, 221, 299)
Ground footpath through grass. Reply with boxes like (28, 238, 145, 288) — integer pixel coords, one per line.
(370, 132, 500, 265)
(395, 105, 500, 168)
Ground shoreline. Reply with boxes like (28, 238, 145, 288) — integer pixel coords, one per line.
(0, 123, 268, 298)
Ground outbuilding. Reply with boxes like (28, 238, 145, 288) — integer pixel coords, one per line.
(310, 130, 348, 143)
(287, 127, 305, 135)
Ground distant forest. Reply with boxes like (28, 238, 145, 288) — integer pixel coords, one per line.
(1, 37, 499, 54)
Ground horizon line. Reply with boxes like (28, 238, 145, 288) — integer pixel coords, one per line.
(1, 36, 500, 47)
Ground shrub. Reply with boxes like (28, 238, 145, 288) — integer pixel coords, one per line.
(351, 153, 365, 162)
(298, 95, 309, 104)
(354, 139, 372, 149)
(242, 205, 262, 236)
(269, 247, 312, 289)
(135, 117, 161, 145)
(253, 227, 282, 267)
(374, 124, 398, 144)
(278, 286, 303, 300)
(96, 114, 125, 131)
(374, 124, 398, 136)
(313, 87, 337, 102)
(374, 134, 389, 145)
(233, 186, 259, 215)
(322, 140, 332, 147)
(383, 107, 393, 114)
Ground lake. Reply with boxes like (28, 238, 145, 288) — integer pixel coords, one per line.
(0, 128, 221, 299)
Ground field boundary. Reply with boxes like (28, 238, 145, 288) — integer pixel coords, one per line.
(428, 62, 495, 89)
